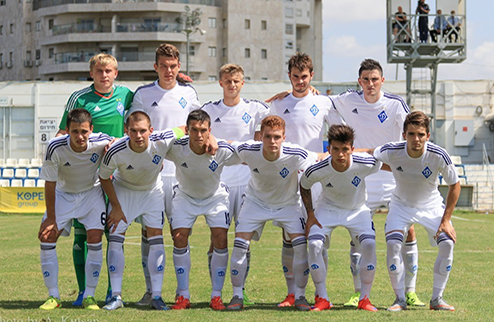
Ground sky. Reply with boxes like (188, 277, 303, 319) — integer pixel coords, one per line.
(321, 0, 494, 82)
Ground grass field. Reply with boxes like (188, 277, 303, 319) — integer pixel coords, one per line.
(0, 211, 493, 322)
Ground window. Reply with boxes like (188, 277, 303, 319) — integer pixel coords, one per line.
(10, 23, 13, 34)
(35, 49, 41, 60)
(26, 23, 31, 32)
(48, 19, 53, 30)
(208, 75, 217, 81)
(285, 8, 294, 17)
(0, 53, 3, 64)
(189, 45, 195, 56)
(222, 19, 227, 28)
(9, 52, 13, 61)
(0, 25, 3, 35)
(262, 77, 268, 81)
(35, 21, 41, 32)
(285, 40, 293, 49)
(244, 19, 250, 29)
(48, 48, 54, 58)
(296, 9, 302, 17)
(80, 19, 94, 32)
(261, 20, 267, 30)
(143, 18, 160, 31)
(26, 51, 31, 60)
(222, 47, 226, 58)
(245, 76, 251, 81)
(0, 0, 5, 5)
(208, 46, 216, 57)
(261, 49, 267, 59)
(208, 17, 216, 28)
(244, 48, 250, 58)
(285, 23, 293, 35)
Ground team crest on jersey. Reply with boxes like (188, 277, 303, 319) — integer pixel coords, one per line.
(179, 97, 187, 109)
(152, 155, 162, 165)
(378, 110, 388, 123)
(117, 102, 125, 116)
(90, 153, 99, 163)
(310, 104, 319, 116)
(242, 112, 252, 124)
(279, 167, 289, 178)
(422, 166, 432, 178)
(351, 176, 361, 187)
(209, 160, 219, 172)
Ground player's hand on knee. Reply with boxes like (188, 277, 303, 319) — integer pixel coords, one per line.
(436, 221, 456, 243)
(38, 218, 58, 242)
(305, 216, 322, 237)
(107, 208, 127, 233)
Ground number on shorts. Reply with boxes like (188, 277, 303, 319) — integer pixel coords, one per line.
(225, 211, 231, 225)
(100, 212, 107, 226)
(299, 217, 306, 230)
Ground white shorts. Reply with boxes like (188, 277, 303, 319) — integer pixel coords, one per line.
(42, 186, 106, 236)
(163, 175, 178, 220)
(236, 198, 306, 241)
(385, 200, 450, 247)
(365, 171, 395, 214)
(308, 204, 375, 246)
(228, 184, 247, 223)
(109, 183, 165, 235)
(170, 184, 231, 230)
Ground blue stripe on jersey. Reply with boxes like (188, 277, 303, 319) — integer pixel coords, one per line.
(338, 88, 356, 96)
(353, 155, 377, 165)
(66, 86, 93, 111)
(305, 158, 330, 178)
(150, 130, 175, 142)
(102, 139, 128, 166)
(242, 98, 270, 109)
(379, 141, 406, 153)
(218, 141, 235, 152)
(200, 99, 221, 108)
(283, 146, 309, 158)
(133, 81, 157, 95)
(88, 133, 112, 142)
(238, 143, 261, 152)
(383, 92, 411, 113)
(174, 137, 189, 146)
(45, 137, 68, 161)
(426, 144, 452, 165)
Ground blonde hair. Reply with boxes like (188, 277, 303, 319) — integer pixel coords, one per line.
(89, 53, 118, 71)
(219, 63, 244, 79)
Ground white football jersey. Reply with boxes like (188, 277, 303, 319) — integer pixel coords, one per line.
(374, 141, 459, 208)
(301, 152, 382, 210)
(270, 92, 342, 152)
(234, 140, 317, 208)
(41, 133, 112, 193)
(166, 139, 240, 200)
(202, 98, 269, 187)
(99, 129, 176, 191)
(329, 90, 409, 148)
(129, 81, 201, 176)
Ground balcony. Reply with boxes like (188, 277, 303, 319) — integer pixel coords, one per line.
(33, 0, 221, 10)
(54, 51, 101, 64)
(116, 22, 182, 33)
(52, 22, 109, 35)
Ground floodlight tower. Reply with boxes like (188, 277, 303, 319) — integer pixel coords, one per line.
(387, 0, 466, 140)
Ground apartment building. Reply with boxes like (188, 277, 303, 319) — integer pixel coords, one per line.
(0, 0, 322, 82)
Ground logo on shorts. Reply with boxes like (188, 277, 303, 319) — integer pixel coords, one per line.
(93, 270, 100, 277)
(310, 104, 319, 116)
(117, 102, 125, 116)
(367, 265, 375, 271)
(378, 110, 388, 123)
(157, 265, 164, 272)
(179, 97, 187, 109)
(311, 264, 319, 270)
(279, 167, 289, 178)
(109, 265, 116, 272)
(43, 271, 50, 277)
(231, 269, 239, 276)
(351, 176, 361, 187)
(176, 268, 185, 274)
(152, 155, 162, 165)
(209, 160, 219, 172)
(90, 153, 99, 163)
(422, 166, 432, 178)
(242, 112, 252, 124)
(396, 166, 404, 172)
(389, 264, 397, 271)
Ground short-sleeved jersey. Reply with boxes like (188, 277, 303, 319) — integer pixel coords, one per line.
(41, 133, 112, 193)
(329, 90, 410, 148)
(270, 92, 343, 152)
(59, 85, 133, 137)
(374, 141, 459, 208)
(129, 81, 201, 176)
(301, 152, 382, 210)
(166, 139, 240, 200)
(99, 129, 177, 191)
(201, 98, 269, 187)
(234, 141, 317, 208)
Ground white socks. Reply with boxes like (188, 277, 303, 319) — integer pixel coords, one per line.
(40, 242, 59, 298)
(148, 235, 165, 298)
(84, 242, 103, 298)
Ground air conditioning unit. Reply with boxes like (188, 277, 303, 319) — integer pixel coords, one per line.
(24, 60, 33, 67)
(35, 59, 42, 66)
(5, 61, 12, 68)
